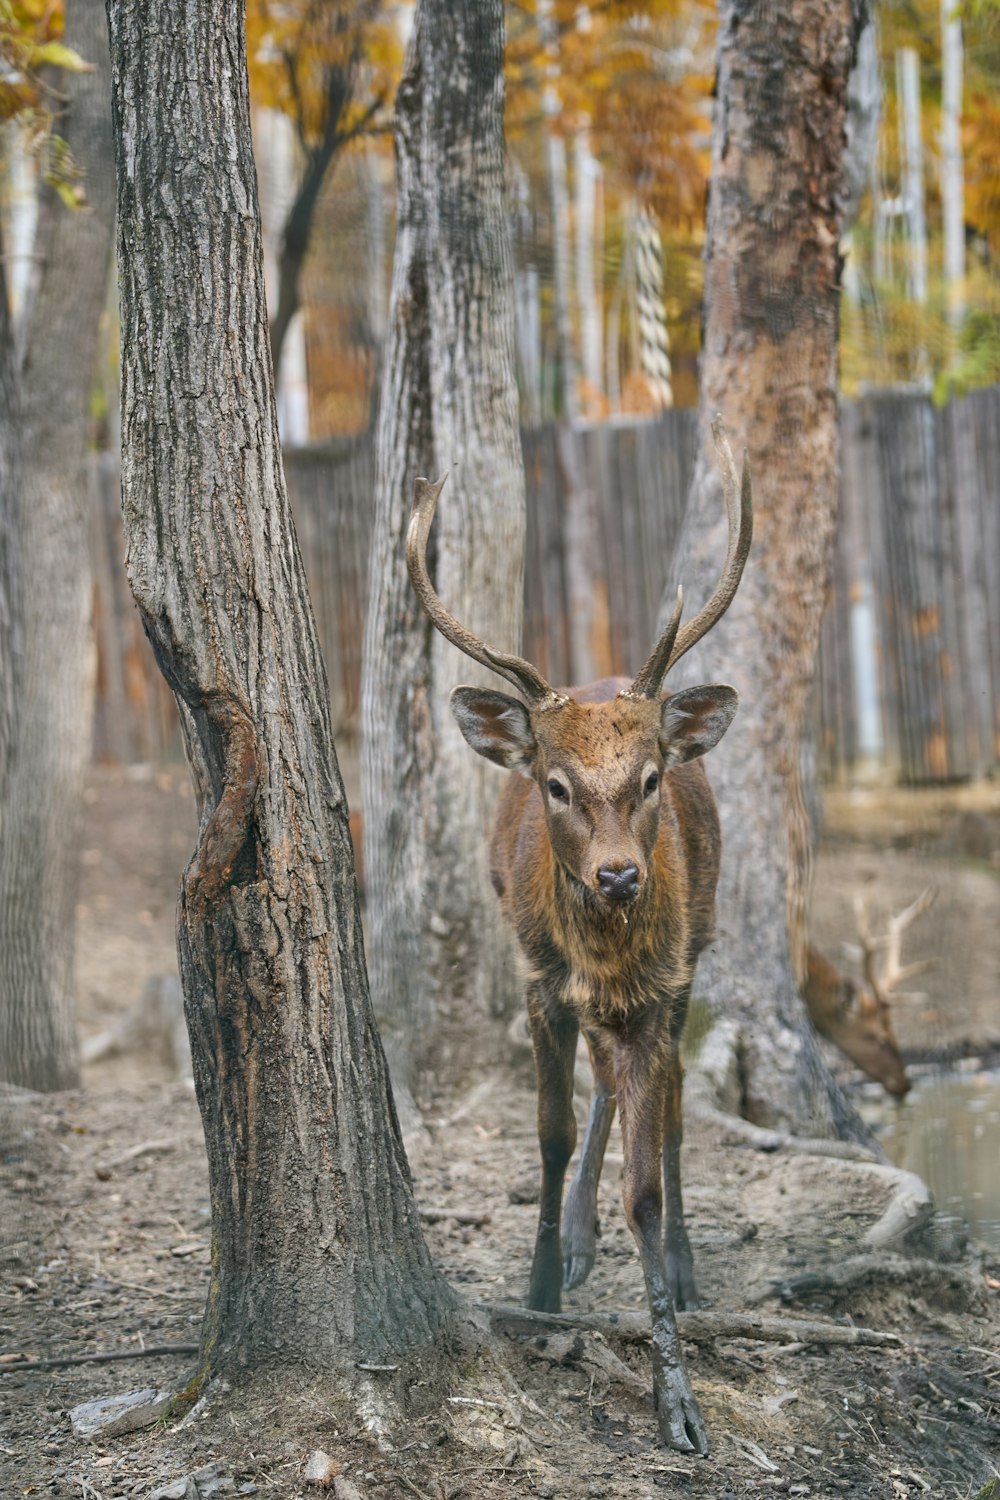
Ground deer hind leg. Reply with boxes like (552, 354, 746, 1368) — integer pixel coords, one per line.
(663, 1002, 698, 1310)
(562, 1029, 616, 1290)
(615, 1039, 708, 1455)
(527, 993, 579, 1313)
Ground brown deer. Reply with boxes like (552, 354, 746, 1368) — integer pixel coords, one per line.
(802, 889, 936, 1098)
(407, 417, 752, 1455)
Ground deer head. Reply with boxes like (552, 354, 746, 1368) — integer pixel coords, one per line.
(406, 418, 752, 908)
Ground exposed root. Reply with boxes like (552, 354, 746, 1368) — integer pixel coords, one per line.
(690, 1103, 880, 1162)
(685, 1014, 882, 1159)
(859, 1162, 937, 1253)
(756, 1253, 988, 1312)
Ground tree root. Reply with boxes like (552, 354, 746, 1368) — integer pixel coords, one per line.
(755, 1252, 988, 1312)
(690, 1103, 880, 1162)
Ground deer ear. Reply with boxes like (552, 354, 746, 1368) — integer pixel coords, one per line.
(450, 686, 536, 772)
(659, 685, 738, 767)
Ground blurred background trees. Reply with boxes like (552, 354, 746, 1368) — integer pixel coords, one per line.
(2, 0, 998, 1118)
(0, 0, 115, 1090)
(237, 0, 1000, 436)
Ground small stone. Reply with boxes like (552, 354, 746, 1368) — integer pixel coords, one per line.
(70, 1388, 174, 1441)
(332, 1479, 365, 1500)
(507, 1175, 539, 1205)
(149, 1480, 197, 1500)
(304, 1450, 340, 1487)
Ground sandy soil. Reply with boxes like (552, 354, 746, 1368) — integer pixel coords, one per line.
(1, 768, 998, 1500)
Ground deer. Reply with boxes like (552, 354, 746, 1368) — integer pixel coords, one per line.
(406, 416, 752, 1455)
(802, 889, 936, 1098)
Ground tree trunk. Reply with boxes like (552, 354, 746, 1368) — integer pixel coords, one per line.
(0, 251, 18, 811)
(940, 0, 965, 338)
(362, 0, 524, 1120)
(108, 0, 458, 1374)
(661, 0, 872, 1145)
(0, 0, 116, 1092)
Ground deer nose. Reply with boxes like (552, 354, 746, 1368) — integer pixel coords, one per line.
(596, 863, 640, 903)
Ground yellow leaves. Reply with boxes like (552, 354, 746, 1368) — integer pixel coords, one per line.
(0, 0, 92, 206)
(0, 0, 88, 124)
(27, 38, 89, 72)
(246, 0, 400, 150)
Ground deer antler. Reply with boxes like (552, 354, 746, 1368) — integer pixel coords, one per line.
(629, 415, 753, 700)
(850, 888, 937, 1008)
(406, 475, 562, 707)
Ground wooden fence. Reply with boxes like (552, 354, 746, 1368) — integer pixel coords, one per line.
(90, 392, 1000, 790)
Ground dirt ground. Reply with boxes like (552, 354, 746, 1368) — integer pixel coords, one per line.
(1, 767, 999, 1500)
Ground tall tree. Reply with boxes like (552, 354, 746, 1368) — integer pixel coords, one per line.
(362, 0, 525, 1127)
(0, 0, 116, 1091)
(107, 0, 458, 1376)
(661, 0, 873, 1142)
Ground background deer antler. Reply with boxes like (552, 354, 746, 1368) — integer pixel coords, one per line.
(848, 887, 938, 1008)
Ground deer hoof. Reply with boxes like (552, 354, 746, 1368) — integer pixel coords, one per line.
(654, 1365, 708, 1456)
(562, 1247, 596, 1291)
(561, 1206, 600, 1289)
(666, 1247, 700, 1311)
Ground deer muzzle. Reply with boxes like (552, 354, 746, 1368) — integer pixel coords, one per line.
(596, 862, 641, 904)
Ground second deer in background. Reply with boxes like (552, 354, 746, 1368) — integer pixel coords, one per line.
(804, 888, 937, 1098)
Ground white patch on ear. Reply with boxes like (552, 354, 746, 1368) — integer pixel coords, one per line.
(660, 685, 738, 767)
(450, 686, 536, 771)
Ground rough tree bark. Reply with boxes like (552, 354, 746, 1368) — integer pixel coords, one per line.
(0, 0, 116, 1091)
(362, 0, 523, 1120)
(661, 0, 873, 1143)
(107, 0, 460, 1376)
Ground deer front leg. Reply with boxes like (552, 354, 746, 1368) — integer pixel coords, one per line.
(527, 994, 578, 1313)
(615, 1039, 708, 1456)
(663, 1019, 698, 1310)
(562, 1030, 616, 1290)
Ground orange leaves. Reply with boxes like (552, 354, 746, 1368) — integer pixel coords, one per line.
(506, 0, 714, 235)
(966, 93, 1000, 253)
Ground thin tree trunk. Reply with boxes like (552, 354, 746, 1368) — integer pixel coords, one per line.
(574, 125, 602, 414)
(941, 0, 965, 339)
(661, 0, 873, 1145)
(362, 0, 523, 1121)
(0, 0, 115, 1092)
(0, 245, 18, 809)
(537, 0, 577, 422)
(897, 48, 928, 314)
(108, 0, 459, 1374)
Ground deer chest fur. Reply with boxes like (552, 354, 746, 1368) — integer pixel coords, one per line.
(514, 873, 696, 1027)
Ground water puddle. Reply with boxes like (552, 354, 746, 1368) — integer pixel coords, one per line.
(868, 1065, 1000, 1251)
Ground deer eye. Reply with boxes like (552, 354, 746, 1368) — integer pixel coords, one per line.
(547, 778, 570, 804)
(643, 771, 660, 798)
